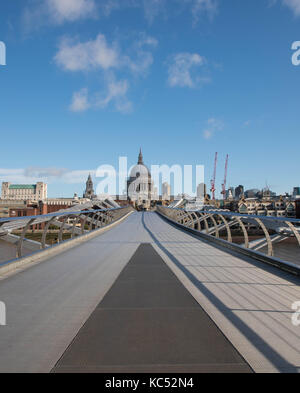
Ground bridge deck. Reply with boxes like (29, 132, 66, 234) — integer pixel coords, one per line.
(0, 212, 299, 373)
(52, 243, 251, 373)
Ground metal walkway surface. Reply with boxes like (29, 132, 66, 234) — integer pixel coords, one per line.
(52, 244, 251, 373)
(0, 212, 299, 373)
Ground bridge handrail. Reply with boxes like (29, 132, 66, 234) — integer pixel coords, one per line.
(0, 207, 126, 224)
(157, 206, 300, 275)
(161, 207, 300, 225)
(0, 206, 132, 260)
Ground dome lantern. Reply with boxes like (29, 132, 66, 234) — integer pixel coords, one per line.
(138, 148, 144, 165)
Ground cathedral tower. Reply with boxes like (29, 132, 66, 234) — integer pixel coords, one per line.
(83, 174, 96, 199)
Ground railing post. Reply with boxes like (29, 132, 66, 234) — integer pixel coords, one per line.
(71, 215, 82, 238)
(218, 214, 232, 243)
(89, 213, 97, 231)
(235, 217, 249, 249)
(97, 212, 104, 228)
(183, 211, 194, 228)
(191, 212, 200, 230)
(199, 213, 210, 234)
(16, 218, 36, 259)
(81, 213, 89, 234)
(254, 218, 274, 257)
(41, 216, 57, 249)
(0, 222, 8, 237)
(285, 221, 300, 247)
(209, 214, 220, 238)
(58, 216, 69, 243)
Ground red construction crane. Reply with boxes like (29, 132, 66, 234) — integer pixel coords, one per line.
(221, 154, 229, 200)
(210, 152, 218, 201)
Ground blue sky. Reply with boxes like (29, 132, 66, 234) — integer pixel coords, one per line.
(0, 0, 300, 197)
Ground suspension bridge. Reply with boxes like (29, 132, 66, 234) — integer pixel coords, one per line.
(0, 204, 299, 373)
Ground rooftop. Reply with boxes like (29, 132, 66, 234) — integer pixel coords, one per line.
(9, 185, 36, 190)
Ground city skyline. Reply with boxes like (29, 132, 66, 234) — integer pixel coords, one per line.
(0, 150, 299, 199)
(1, 1, 300, 197)
(1, 168, 298, 201)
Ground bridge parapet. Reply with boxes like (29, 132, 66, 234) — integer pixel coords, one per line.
(0, 206, 133, 261)
(157, 206, 300, 275)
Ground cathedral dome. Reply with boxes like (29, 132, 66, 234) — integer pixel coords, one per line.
(129, 164, 150, 179)
(127, 149, 153, 207)
(129, 149, 151, 180)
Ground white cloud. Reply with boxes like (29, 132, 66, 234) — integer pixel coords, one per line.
(0, 169, 26, 184)
(141, 0, 218, 24)
(190, 0, 218, 22)
(55, 33, 157, 75)
(55, 34, 119, 72)
(101, 0, 123, 16)
(23, 0, 96, 30)
(47, 0, 96, 22)
(24, 167, 68, 178)
(23, 0, 218, 31)
(95, 76, 133, 114)
(55, 33, 157, 113)
(167, 53, 208, 88)
(70, 88, 90, 112)
(125, 34, 158, 75)
(62, 170, 96, 184)
(70, 78, 133, 114)
(270, 0, 300, 16)
(0, 167, 96, 185)
(282, 0, 300, 16)
(143, 0, 165, 23)
(137, 35, 159, 48)
(203, 118, 223, 139)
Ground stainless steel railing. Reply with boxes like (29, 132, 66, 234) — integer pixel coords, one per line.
(0, 206, 133, 259)
(157, 206, 300, 273)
